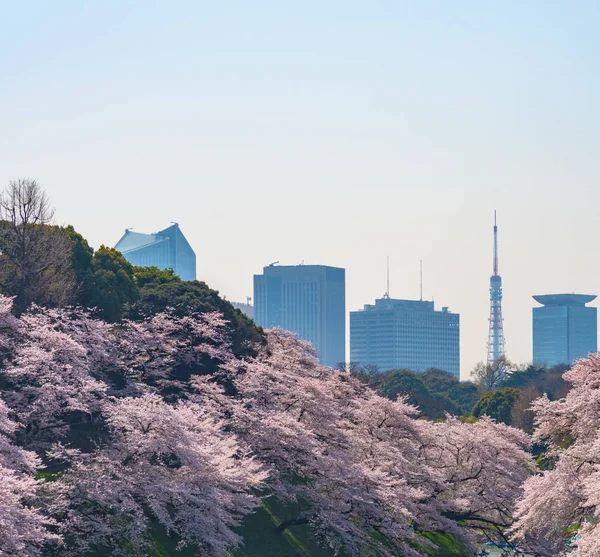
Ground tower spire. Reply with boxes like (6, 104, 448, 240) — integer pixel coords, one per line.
(383, 256, 390, 299)
(487, 210, 506, 364)
(493, 209, 498, 276)
(420, 260, 423, 301)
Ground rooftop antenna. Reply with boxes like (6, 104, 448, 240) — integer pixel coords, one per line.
(420, 260, 423, 301)
(387, 256, 390, 298)
(493, 210, 498, 276)
(383, 256, 390, 298)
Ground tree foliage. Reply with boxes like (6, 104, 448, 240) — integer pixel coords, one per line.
(235, 334, 532, 554)
(0, 394, 59, 556)
(471, 388, 521, 425)
(81, 246, 139, 322)
(62, 226, 94, 300)
(372, 367, 479, 419)
(499, 363, 571, 401)
(126, 267, 263, 356)
(511, 353, 600, 556)
(0, 296, 534, 556)
(378, 369, 461, 419)
(421, 368, 480, 416)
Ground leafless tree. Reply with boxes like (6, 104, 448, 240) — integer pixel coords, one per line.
(470, 355, 512, 391)
(0, 179, 75, 315)
(336, 361, 382, 386)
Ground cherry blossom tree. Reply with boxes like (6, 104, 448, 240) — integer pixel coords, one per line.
(47, 393, 266, 556)
(511, 353, 600, 556)
(228, 331, 425, 555)
(0, 398, 59, 556)
(226, 328, 533, 556)
(116, 310, 233, 398)
(421, 416, 532, 547)
(0, 298, 265, 556)
(0, 294, 535, 556)
(1, 307, 109, 450)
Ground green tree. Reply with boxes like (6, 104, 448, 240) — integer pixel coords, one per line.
(83, 246, 139, 322)
(471, 388, 521, 425)
(499, 364, 545, 390)
(133, 265, 179, 289)
(448, 382, 481, 416)
(63, 225, 94, 302)
(127, 269, 263, 356)
(420, 368, 480, 416)
(420, 368, 457, 394)
(379, 369, 430, 401)
(500, 363, 570, 400)
(378, 369, 461, 419)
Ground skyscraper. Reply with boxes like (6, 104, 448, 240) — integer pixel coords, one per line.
(253, 264, 345, 367)
(114, 223, 196, 281)
(350, 298, 460, 378)
(487, 211, 506, 363)
(533, 294, 597, 367)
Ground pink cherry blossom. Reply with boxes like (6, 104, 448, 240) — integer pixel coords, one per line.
(511, 353, 600, 556)
(0, 295, 535, 556)
(0, 397, 59, 555)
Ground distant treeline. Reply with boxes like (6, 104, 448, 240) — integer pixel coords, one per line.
(347, 362, 570, 432)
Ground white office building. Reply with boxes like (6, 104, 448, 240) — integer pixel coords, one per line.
(350, 297, 460, 378)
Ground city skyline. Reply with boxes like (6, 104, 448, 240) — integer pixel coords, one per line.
(108, 221, 599, 376)
(3, 1, 600, 378)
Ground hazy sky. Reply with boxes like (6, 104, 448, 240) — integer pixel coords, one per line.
(2, 1, 599, 378)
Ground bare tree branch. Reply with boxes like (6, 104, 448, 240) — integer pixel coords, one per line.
(0, 179, 75, 314)
(471, 356, 512, 391)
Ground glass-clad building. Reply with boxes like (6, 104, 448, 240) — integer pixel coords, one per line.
(350, 298, 460, 378)
(532, 293, 597, 367)
(254, 264, 345, 368)
(114, 223, 196, 281)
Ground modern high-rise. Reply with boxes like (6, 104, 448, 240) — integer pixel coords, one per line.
(253, 264, 345, 367)
(114, 223, 196, 281)
(532, 294, 597, 367)
(350, 298, 460, 378)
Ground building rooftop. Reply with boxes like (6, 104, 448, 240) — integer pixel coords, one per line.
(356, 297, 456, 314)
(533, 293, 597, 306)
(373, 298, 433, 310)
(115, 230, 167, 254)
(262, 263, 344, 272)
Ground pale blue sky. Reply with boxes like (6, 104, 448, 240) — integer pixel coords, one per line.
(2, 1, 599, 377)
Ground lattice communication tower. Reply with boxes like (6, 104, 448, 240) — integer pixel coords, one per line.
(487, 210, 506, 363)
